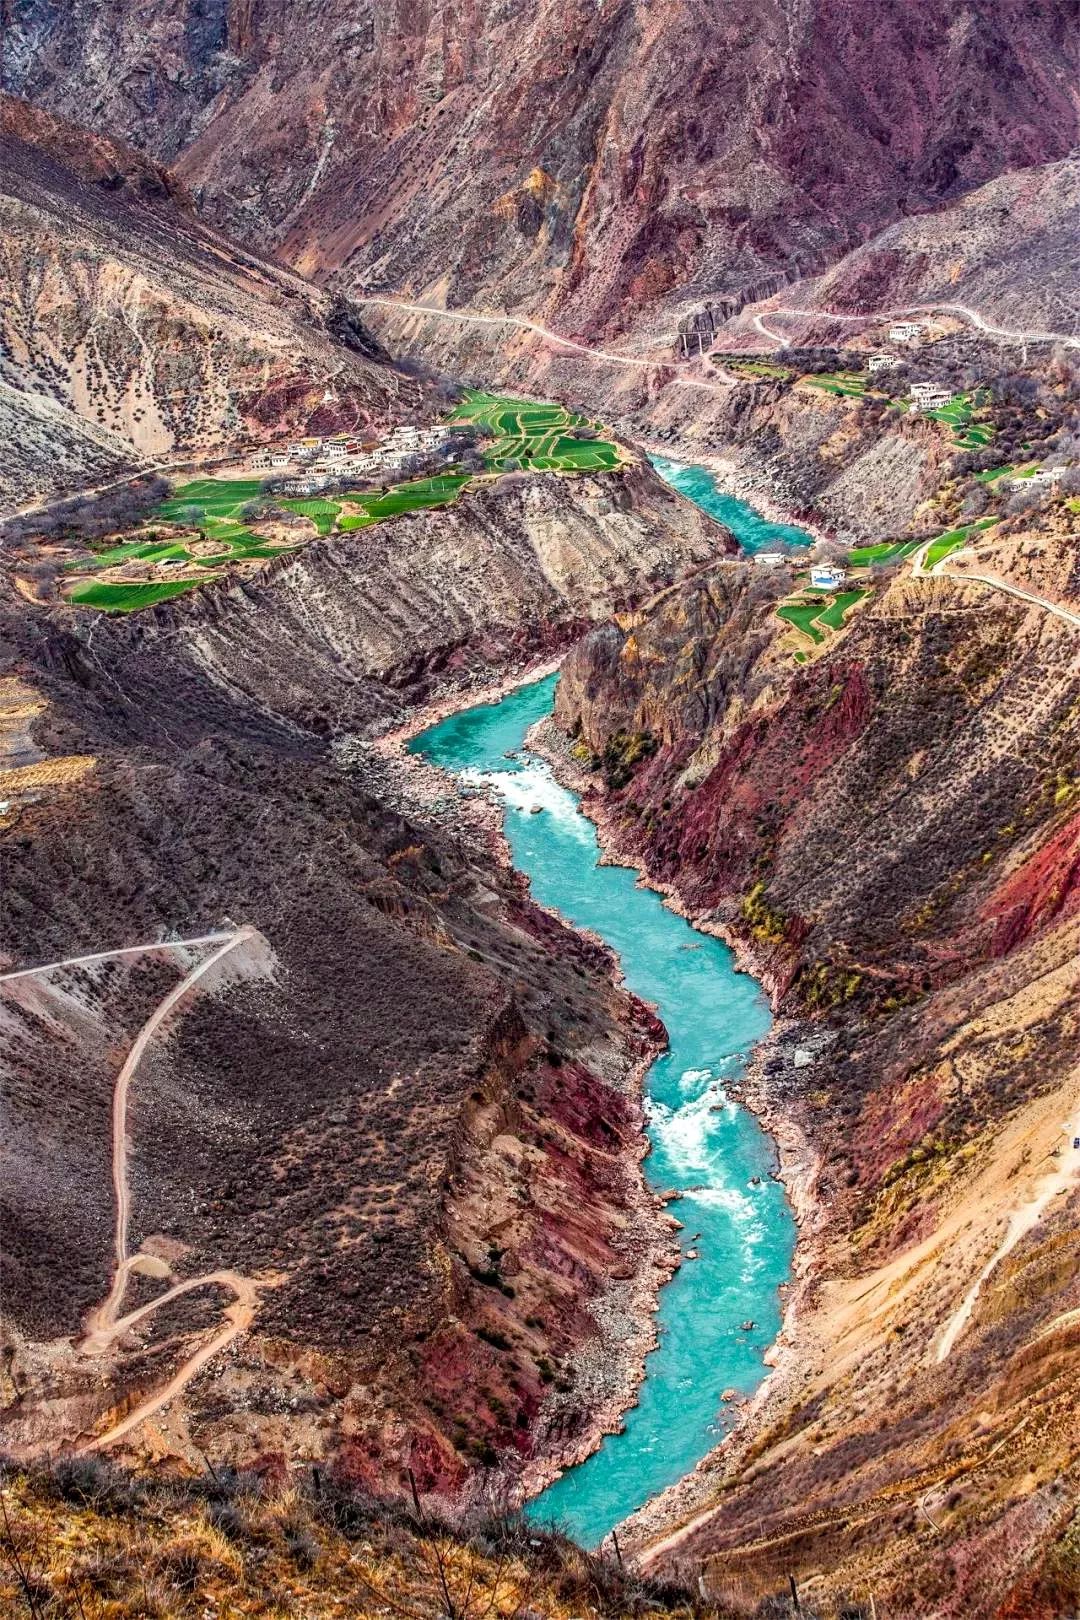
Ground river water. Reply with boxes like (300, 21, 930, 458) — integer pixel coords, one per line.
(412, 673, 795, 1548)
(649, 455, 814, 553)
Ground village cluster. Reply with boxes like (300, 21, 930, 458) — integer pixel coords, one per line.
(249, 423, 458, 493)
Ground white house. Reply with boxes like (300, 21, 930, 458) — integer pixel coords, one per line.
(889, 322, 923, 342)
(323, 441, 349, 460)
(868, 353, 901, 373)
(910, 383, 951, 412)
(754, 550, 789, 568)
(810, 565, 846, 590)
(268, 452, 291, 468)
(1011, 467, 1064, 491)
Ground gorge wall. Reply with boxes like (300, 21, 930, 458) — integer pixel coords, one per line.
(552, 556, 1080, 1615)
(0, 466, 723, 1499)
(5, 1, 1079, 344)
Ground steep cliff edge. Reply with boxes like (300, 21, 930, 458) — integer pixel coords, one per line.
(552, 557, 1080, 1615)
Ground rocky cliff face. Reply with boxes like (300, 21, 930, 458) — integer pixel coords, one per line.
(553, 556, 1080, 1615)
(0, 465, 725, 1497)
(5, 1, 1078, 343)
(0, 94, 416, 512)
(107, 462, 730, 734)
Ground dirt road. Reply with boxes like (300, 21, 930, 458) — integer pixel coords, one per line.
(912, 538, 1080, 631)
(82, 928, 258, 1345)
(743, 299, 1080, 351)
(18, 924, 282, 1453)
(936, 1107, 1080, 1361)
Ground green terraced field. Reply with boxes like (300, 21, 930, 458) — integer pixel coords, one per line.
(278, 498, 342, 534)
(778, 588, 868, 645)
(803, 371, 869, 397)
(446, 390, 621, 472)
(917, 391, 994, 450)
(816, 589, 867, 629)
(925, 516, 999, 569)
(777, 597, 828, 643)
(158, 479, 265, 519)
(337, 474, 471, 529)
(731, 360, 794, 382)
(68, 579, 205, 612)
(848, 538, 922, 566)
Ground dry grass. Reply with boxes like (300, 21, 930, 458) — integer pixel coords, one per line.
(0, 1460, 733, 1620)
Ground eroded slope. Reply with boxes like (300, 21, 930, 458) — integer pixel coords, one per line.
(0, 94, 417, 513)
(552, 555, 1080, 1615)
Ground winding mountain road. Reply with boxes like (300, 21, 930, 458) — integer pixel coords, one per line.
(82, 928, 259, 1347)
(70, 925, 276, 1453)
(354, 294, 739, 394)
(936, 1108, 1080, 1362)
(0, 926, 276, 1453)
(745, 300, 1080, 351)
(912, 538, 1080, 631)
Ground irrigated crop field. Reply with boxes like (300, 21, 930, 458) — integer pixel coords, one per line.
(445, 391, 622, 471)
(63, 393, 624, 613)
(803, 371, 870, 398)
(777, 587, 868, 647)
(924, 516, 999, 568)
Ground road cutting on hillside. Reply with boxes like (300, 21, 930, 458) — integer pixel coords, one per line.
(0, 926, 278, 1452)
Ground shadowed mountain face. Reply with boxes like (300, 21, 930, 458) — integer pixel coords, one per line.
(4, 0, 1079, 339)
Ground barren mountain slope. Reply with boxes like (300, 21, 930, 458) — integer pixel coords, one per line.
(5, 1, 1079, 344)
(551, 558, 1080, 1616)
(0, 94, 418, 513)
(750, 152, 1080, 339)
(0, 467, 725, 1498)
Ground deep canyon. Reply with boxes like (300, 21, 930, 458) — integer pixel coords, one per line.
(1, 14, 1079, 1620)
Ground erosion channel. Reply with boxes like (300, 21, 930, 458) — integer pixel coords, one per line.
(412, 673, 796, 1548)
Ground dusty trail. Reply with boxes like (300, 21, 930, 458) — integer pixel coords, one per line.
(912, 539, 1080, 630)
(936, 1108, 1080, 1361)
(744, 299, 1080, 351)
(0, 931, 239, 985)
(82, 927, 258, 1344)
(79, 1272, 261, 1453)
(355, 295, 738, 395)
(10, 924, 279, 1453)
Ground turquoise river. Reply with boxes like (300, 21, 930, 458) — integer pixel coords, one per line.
(412, 670, 797, 1549)
(649, 455, 814, 553)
